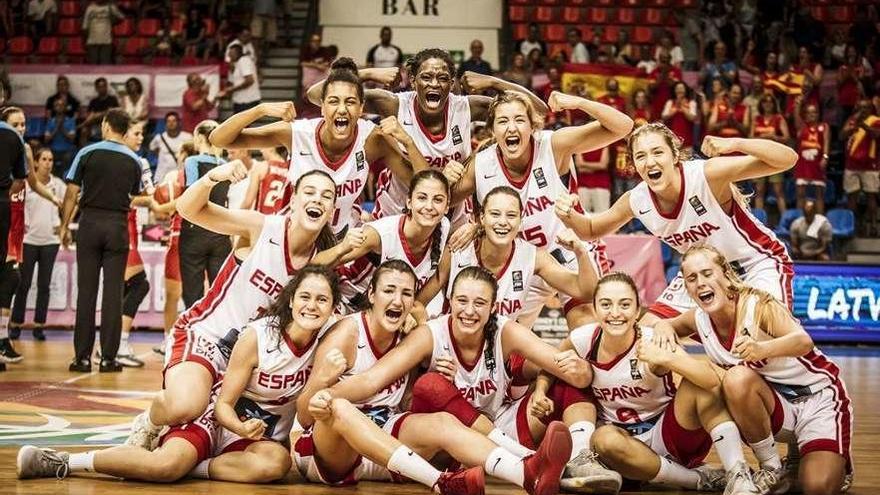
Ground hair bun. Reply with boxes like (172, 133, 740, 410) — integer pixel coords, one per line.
(330, 57, 359, 74)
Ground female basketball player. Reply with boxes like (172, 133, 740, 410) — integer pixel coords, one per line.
(535, 271, 759, 494)
(124, 162, 338, 451)
(655, 245, 852, 495)
(238, 147, 290, 214)
(16, 266, 337, 484)
(555, 123, 798, 324)
(445, 90, 629, 327)
(210, 58, 416, 237)
(315, 169, 451, 311)
(417, 185, 597, 321)
(297, 260, 574, 495)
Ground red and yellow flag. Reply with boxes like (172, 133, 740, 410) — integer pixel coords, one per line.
(561, 63, 652, 99)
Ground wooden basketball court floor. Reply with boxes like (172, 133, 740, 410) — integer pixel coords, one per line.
(1, 330, 878, 495)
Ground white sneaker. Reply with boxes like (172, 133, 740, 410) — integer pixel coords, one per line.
(754, 465, 791, 495)
(724, 461, 761, 495)
(695, 463, 728, 491)
(560, 449, 622, 494)
(125, 410, 162, 451)
(117, 343, 144, 367)
(16, 445, 70, 479)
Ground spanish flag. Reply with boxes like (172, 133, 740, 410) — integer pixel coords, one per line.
(561, 63, 652, 99)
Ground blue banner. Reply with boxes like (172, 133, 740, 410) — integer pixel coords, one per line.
(793, 262, 880, 342)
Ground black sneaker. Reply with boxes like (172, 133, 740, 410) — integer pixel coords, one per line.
(69, 359, 92, 372)
(99, 360, 123, 372)
(0, 338, 22, 363)
(9, 326, 20, 339)
(32, 329, 46, 341)
(0, 363, 6, 372)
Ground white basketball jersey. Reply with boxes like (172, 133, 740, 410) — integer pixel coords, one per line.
(367, 214, 451, 291)
(339, 312, 408, 411)
(629, 160, 791, 274)
(178, 215, 305, 341)
(288, 118, 374, 235)
(427, 314, 512, 420)
(374, 91, 472, 218)
(447, 238, 537, 318)
(238, 316, 333, 442)
(570, 324, 675, 426)
(694, 294, 837, 397)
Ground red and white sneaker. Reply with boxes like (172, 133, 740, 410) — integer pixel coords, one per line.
(435, 466, 485, 495)
(523, 421, 573, 495)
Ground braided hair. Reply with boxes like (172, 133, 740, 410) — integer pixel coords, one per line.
(404, 169, 450, 272)
(450, 266, 500, 373)
(262, 264, 340, 352)
(292, 169, 338, 252)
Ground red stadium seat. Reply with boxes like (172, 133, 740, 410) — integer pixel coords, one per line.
(674, 0, 696, 6)
(113, 18, 135, 37)
(509, 0, 529, 4)
(565, 0, 587, 5)
(121, 37, 150, 62)
(60, 1, 81, 17)
(617, 8, 636, 24)
(204, 19, 216, 36)
(64, 36, 86, 61)
(512, 23, 529, 41)
(602, 25, 620, 43)
(58, 18, 79, 36)
(644, 8, 665, 24)
(538, 0, 560, 4)
(509, 6, 527, 22)
(829, 6, 853, 23)
(0, 39, 5, 55)
(647, 0, 670, 5)
(536, 6, 554, 22)
(180, 55, 199, 66)
(546, 24, 566, 42)
(137, 18, 161, 37)
(152, 55, 172, 66)
(35, 36, 62, 62)
(171, 1, 186, 15)
(563, 7, 582, 23)
(170, 17, 185, 34)
(8, 36, 33, 55)
(596, 0, 613, 5)
(633, 26, 654, 44)
(588, 7, 608, 24)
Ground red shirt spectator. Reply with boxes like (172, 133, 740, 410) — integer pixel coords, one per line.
(648, 54, 682, 117)
(574, 147, 611, 213)
(662, 81, 698, 148)
(182, 73, 216, 133)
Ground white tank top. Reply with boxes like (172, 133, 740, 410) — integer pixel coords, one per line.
(694, 294, 837, 398)
(367, 213, 450, 291)
(427, 314, 512, 420)
(238, 316, 333, 442)
(570, 324, 675, 426)
(447, 238, 536, 319)
(374, 91, 472, 219)
(178, 215, 305, 341)
(288, 118, 374, 235)
(339, 312, 408, 411)
(629, 160, 791, 274)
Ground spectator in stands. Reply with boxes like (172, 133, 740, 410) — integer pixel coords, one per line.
(653, 30, 682, 68)
(221, 44, 262, 114)
(9, 147, 64, 341)
(149, 112, 191, 183)
(674, 7, 703, 70)
(648, 51, 682, 117)
(224, 28, 256, 63)
(139, 0, 167, 19)
(793, 98, 829, 212)
(599, 78, 626, 114)
(739, 37, 761, 75)
(518, 22, 546, 58)
(842, 99, 880, 236)
(458, 39, 492, 77)
(631, 89, 653, 127)
(586, 29, 603, 63)
(789, 200, 831, 261)
(838, 46, 871, 119)
(701, 77, 729, 126)
(44, 76, 80, 120)
(500, 52, 531, 90)
(661, 80, 699, 150)
(826, 29, 848, 68)
(574, 146, 611, 214)
(251, 0, 278, 60)
(791, 45, 824, 92)
(752, 94, 791, 216)
(26, 0, 56, 40)
(120, 77, 149, 124)
(708, 82, 750, 138)
(301, 32, 335, 110)
(181, 73, 215, 133)
(760, 51, 785, 104)
(791, 7, 825, 58)
(78, 77, 119, 145)
(182, 7, 207, 61)
(565, 28, 589, 64)
(742, 76, 765, 121)
(82, 0, 125, 65)
(699, 40, 738, 98)
(526, 47, 546, 73)
(43, 98, 77, 176)
(612, 29, 637, 66)
(366, 26, 402, 69)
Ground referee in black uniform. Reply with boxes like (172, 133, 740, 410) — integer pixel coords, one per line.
(60, 109, 144, 372)
(0, 109, 28, 267)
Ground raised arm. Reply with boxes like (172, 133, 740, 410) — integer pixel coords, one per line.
(548, 91, 634, 170)
(448, 156, 477, 206)
(535, 231, 598, 302)
(461, 71, 550, 120)
(176, 160, 265, 239)
(238, 160, 268, 210)
(209, 102, 295, 150)
(702, 136, 799, 188)
(214, 328, 264, 440)
(554, 192, 634, 241)
(310, 225, 378, 268)
(416, 246, 452, 306)
(501, 319, 591, 388)
(306, 67, 401, 116)
(295, 321, 358, 428)
(369, 119, 428, 184)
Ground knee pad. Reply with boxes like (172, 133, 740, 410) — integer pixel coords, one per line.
(410, 372, 480, 426)
(541, 381, 592, 425)
(0, 262, 20, 308)
(123, 271, 150, 318)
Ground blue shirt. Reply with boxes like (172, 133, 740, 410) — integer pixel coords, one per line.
(66, 140, 143, 212)
(45, 116, 78, 153)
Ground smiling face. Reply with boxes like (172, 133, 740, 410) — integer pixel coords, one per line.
(594, 280, 639, 337)
(321, 81, 363, 141)
(290, 274, 335, 332)
(631, 130, 678, 192)
(406, 176, 449, 229)
(481, 190, 522, 246)
(492, 100, 533, 162)
(415, 57, 453, 114)
(682, 250, 731, 313)
(292, 173, 336, 233)
(369, 269, 416, 331)
(450, 277, 495, 336)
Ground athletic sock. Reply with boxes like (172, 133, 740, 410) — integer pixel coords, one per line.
(568, 421, 596, 461)
(144, 405, 162, 431)
(484, 446, 525, 486)
(749, 435, 782, 470)
(119, 330, 131, 353)
(387, 445, 442, 488)
(0, 313, 8, 339)
(711, 421, 747, 472)
(68, 451, 96, 472)
(488, 428, 534, 458)
(651, 457, 701, 488)
(189, 460, 210, 479)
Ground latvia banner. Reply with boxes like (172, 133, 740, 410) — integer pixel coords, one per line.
(561, 63, 653, 99)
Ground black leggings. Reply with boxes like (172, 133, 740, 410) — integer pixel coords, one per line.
(11, 243, 60, 325)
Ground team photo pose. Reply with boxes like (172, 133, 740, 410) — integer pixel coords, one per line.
(555, 123, 798, 324)
(16, 266, 338, 485)
(656, 245, 853, 495)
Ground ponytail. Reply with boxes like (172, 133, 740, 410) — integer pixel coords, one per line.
(322, 57, 364, 102)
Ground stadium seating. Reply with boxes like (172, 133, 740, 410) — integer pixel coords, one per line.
(665, 264, 680, 283)
(137, 19, 161, 37)
(120, 37, 151, 63)
(114, 19, 135, 37)
(827, 208, 855, 238)
(58, 18, 79, 36)
(35, 37, 62, 63)
(775, 209, 805, 237)
(63, 37, 86, 63)
(8, 37, 34, 62)
(59, 1, 82, 17)
(751, 207, 769, 227)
